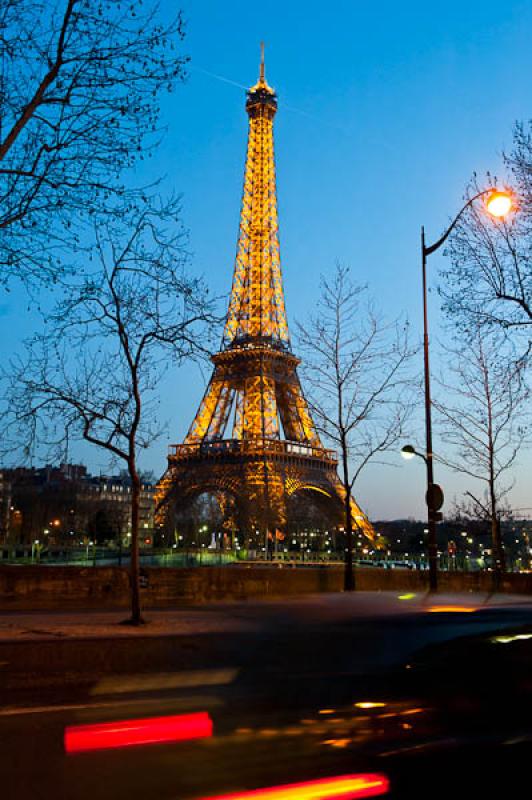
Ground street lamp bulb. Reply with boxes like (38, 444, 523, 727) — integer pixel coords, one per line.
(486, 190, 513, 219)
(401, 445, 416, 460)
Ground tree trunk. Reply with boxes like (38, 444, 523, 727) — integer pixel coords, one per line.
(487, 388, 504, 592)
(490, 486, 504, 593)
(343, 490, 355, 591)
(341, 443, 355, 591)
(129, 466, 143, 624)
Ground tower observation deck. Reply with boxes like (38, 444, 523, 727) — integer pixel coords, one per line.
(155, 49, 374, 544)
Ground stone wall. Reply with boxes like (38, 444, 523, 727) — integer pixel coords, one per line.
(0, 565, 530, 610)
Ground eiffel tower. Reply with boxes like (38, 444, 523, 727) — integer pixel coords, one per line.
(156, 49, 373, 546)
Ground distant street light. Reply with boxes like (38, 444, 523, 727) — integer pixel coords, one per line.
(400, 445, 417, 461)
(401, 443, 443, 587)
(31, 539, 40, 563)
(413, 188, 513, 592)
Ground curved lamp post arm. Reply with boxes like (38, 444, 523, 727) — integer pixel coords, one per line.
(424, 189, 493, 256)
(401, 445, 428, 466)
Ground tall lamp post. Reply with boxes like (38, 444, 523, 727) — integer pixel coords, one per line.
(402, 189, 514, 593)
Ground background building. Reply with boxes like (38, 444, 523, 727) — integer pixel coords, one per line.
(0, 464, 155, 548)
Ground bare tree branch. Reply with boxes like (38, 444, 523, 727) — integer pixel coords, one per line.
(0, 0, 188, 285)
(295, 263, 417, 588)
(433, 326, 530, 575)
(440, 124, 532, 347)
(1, 197, 219, 622)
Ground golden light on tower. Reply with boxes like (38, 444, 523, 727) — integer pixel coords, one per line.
(155, 48, 375, 544)
(485, 190, 513, 219)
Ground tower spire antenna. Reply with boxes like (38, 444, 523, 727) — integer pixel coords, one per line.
(260, 41, 265, 82)
(249, 41, 274, 96)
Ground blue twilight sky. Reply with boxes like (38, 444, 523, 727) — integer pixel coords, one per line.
(1, 0, 532, 519)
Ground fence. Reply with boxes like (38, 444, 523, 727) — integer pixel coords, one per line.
(0, 544, 527, 573)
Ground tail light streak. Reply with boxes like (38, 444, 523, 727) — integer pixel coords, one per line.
(64, 711, 213, 753)
(198, 772, 390, 799)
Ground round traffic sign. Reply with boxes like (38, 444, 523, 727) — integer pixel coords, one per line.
(426, 483, 444, 511)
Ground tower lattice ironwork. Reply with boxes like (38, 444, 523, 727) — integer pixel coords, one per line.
(156, 50, 374, 544)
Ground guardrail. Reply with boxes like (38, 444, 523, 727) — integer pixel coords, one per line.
(0, 546, 525, 572)
(168, 438, 337, 462)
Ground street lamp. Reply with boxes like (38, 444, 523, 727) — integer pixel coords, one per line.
(400, 445, 417, 461)
(485, 191, 513, 218)
(31, 539, 40, 562)
(401, 443, 443, 587)
(412, 188, 513, 593)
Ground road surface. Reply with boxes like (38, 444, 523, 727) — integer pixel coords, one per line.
(1, 592, 532, 799)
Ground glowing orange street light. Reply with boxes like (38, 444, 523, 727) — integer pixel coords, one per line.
(486, 190, 513, 218)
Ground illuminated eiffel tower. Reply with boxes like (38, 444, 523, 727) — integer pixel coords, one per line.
(156, 49, 373, 545)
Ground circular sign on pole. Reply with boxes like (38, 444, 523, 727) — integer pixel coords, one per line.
(426, 483, 444, 512)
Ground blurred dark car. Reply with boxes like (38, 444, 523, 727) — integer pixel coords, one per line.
(184, 624, 532, 799)
(5, 614, 532, 800)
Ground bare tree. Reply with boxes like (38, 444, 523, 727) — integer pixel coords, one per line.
(0, 0, 187, 284)
(434, 328, 530, 588)
(2, 198, 216, 624)
(296, 264, 416, 590)
(440, 124, 532, 336)
(447, 496, 514, 571)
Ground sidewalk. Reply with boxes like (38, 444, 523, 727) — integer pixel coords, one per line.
(0, 607, 262, 641)
(1, 591, 531, 641)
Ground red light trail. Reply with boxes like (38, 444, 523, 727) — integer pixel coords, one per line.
(64, 711, 213, 753)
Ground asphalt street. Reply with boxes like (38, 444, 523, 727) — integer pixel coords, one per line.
(2, 592, 532, 799)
